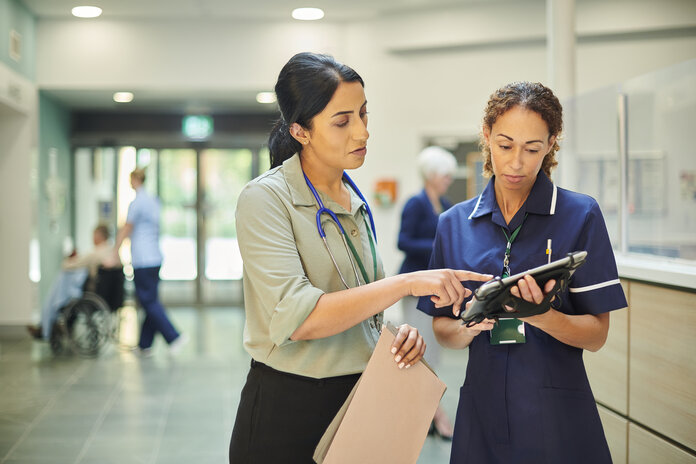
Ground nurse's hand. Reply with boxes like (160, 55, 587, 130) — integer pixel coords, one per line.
(407, 269, 493, 316)
(461, 300, 496, 336)
(507, 275, 611, 351)
(509, 275, 556, 305)
(512, 275, 556, 302)
(390, 324, 425, 369)
(505, 275, 557, 322)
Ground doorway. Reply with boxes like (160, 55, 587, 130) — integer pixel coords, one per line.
(74, 144, 270, 306)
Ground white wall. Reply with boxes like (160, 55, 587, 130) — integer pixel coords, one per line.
(35, 0, 696, 275)
(0, 62, 37, 325)
(344, 1, 696, 274)
(36, 19, 348, 91)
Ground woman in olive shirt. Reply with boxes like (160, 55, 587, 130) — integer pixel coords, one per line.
(229, 52, 489, 463)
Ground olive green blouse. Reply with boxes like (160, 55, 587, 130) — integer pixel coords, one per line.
(235, 153, 385, 378)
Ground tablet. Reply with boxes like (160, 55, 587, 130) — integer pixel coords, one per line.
(460, 250, 587, 325)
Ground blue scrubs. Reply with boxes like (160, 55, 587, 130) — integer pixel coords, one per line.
(419, 173, 627, 464)
(398, 190, 452, 274)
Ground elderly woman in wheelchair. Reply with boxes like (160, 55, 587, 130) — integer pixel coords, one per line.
(27, 225, 123, 356)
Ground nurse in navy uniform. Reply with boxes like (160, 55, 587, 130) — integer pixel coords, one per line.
(420, 82, 627, 464)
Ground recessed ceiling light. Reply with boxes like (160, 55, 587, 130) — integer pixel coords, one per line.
(292, 8, 324, 21)
(113, 92, 134, 103)
(256, 92, 277, 104)
(71, 6, 103, 18)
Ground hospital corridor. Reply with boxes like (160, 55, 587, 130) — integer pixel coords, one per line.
(1, 0, 695, 463)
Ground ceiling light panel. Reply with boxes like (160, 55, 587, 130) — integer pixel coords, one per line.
(71, 6, 103, 18)
(292, 8, 324, 21)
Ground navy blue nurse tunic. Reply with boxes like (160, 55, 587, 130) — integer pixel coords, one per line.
(418, 173, 627, 464)
(398, 189, 452, 274)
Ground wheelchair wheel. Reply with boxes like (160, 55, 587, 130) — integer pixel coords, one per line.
(49, 314, 70, 355)
(63, 293, 111, 357)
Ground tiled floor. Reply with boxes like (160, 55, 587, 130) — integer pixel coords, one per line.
(0, 307, 468, 464)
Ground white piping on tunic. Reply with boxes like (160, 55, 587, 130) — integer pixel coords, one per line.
(550, 183, 557, 215)
(468, 194, 483, 220)
(569, 279, 621, 293)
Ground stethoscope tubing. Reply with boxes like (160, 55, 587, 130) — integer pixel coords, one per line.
(303, 172, 377, 241)
(303, 171, 376, 288)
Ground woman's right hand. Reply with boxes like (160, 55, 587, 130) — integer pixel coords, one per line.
(406, 269, 492, 316)
(461, 301, 496, 335)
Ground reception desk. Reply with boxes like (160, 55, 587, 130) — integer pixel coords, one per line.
(585, 280, 696, 463)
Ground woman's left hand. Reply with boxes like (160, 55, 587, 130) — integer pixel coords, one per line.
(507, 274, 610, 351)
(510, 274, 556, 303)
(390, 324, 426, 369)
(507, 274, 557, 324)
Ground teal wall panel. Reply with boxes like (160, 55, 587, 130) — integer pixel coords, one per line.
(0, 0, 36, 80)
(38, 92, 72, 302)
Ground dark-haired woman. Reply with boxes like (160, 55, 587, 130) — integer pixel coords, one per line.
(228, 52, 490, 462)
(420, 82, 627, 463)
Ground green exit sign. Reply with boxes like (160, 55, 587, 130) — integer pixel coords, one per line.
(182, 115, 213, 140)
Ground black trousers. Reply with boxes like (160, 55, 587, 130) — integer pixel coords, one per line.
(229, 360, 360, 464)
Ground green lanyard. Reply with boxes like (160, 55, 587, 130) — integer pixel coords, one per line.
(343, 214, 378, 285)
(500, 213, 528, 278)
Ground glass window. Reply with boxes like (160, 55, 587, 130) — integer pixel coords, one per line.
(623, 60, 696, 260)
(201, 148, 253, 280)
(258, 146, 271, 174)
(158, 149, 198, 280)
(562, 59, 696, 263)
(136, 148, 158, 197)
(559, 85, 621, 249)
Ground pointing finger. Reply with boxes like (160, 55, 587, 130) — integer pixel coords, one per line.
(453, 270, 494, 282)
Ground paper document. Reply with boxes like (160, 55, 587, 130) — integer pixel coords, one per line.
(314, 323, 446, 464)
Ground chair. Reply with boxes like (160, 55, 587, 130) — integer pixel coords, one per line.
(89, 266, 125, 312)
(50, 266, 125, 357)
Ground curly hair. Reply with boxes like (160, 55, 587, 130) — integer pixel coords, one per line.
(479, 82, 563, 178)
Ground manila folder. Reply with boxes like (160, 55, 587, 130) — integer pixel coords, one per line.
(314, 323, 446, 464)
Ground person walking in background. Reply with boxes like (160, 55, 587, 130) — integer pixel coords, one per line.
(115, 168, 187, 356)
(397, 145, 457, 439)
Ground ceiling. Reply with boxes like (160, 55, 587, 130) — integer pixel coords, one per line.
(42, 88, 277, 115)
(26, 0, 485, 113)
(27, 0, 543, 113)
(23, 0, 478, 22)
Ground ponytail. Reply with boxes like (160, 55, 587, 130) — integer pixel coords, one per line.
(269, 118, 302, 169)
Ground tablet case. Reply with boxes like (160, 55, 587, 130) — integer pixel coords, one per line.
(461, 251, 587, 326)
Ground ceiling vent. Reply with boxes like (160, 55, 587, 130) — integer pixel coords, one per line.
(9, 30, 21, 62)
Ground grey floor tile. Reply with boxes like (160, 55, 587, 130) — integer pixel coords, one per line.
(4, 460, 74, 464)
(0, 307, 464, 464)
(7, 437, 85, 461)
(78, 449, 153, 464)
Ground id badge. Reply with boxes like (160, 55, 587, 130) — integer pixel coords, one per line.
(490, 318, 526, 345)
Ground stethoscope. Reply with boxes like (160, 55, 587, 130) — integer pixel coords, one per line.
(303, 171, 377, 289)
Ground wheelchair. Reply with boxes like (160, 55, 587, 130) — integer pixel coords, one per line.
(50, 266, 125, 357)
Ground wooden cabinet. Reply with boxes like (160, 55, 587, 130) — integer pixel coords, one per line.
(584, 280, 696, 462)
(585, 281, 629, 414)
(629, 283, 696, 451)
(628, 424, 696, 464)
(598, 405, 628, 464)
